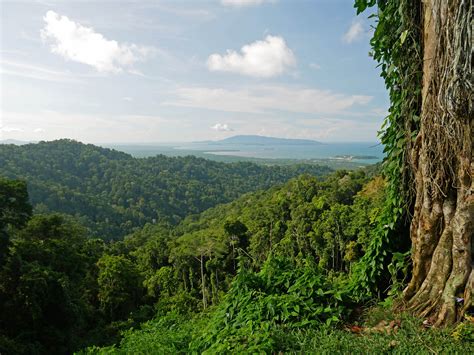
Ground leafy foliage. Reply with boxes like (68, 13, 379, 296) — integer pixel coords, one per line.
(0, 177, 32, 264)
(0, 213, 103, 354)
(350, 0, 422, 298)
(0, 167, 384, 353)
(97, 255, 143, 321)
(85, 306, 474, 354)
(82, 312, 207, 355)
(119, 169, 383, 318)
(0, 177, 32, 230)
(1, 163, 471, 354)
(190, 257, 348, 353)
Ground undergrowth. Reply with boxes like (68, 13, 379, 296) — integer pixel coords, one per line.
(81, 258, 473, 354)
(189, 256, 348, 353)
(82, 307, 473, 354)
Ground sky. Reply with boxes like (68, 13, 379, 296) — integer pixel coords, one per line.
(0, 0, 388, 143)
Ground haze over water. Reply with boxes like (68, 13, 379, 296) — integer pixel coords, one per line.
(177, 141, 383, 163)
(109, 138, 384, 165)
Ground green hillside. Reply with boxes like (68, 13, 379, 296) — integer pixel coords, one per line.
(0, 140, 331, 239)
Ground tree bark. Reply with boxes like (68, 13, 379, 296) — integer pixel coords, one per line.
(403, 0, 473, 326)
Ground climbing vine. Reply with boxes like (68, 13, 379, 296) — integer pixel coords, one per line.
(351, 0, 423, 298)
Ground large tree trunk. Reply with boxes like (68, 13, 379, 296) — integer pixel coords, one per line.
(403, 0, 473, 326)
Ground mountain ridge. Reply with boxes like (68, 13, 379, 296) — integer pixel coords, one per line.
(0, 139, 34, 145)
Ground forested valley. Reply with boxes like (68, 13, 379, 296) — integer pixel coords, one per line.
(0, 140, 330, 240)
(1, 0, 473, 353)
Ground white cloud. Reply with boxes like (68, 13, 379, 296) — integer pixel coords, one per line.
(0, 126, 24, 133)
(207, 35, 295, 78)
(211, 123, 234, 131)
(123, 97, 134, 102)
(221, 0, 274, 7)
(41, 11, 154, 73)
(164, 85, 372, 115)
(309, 62, 321, 70)
(34, 128, 45, 133)
(343, 20, 364, 43)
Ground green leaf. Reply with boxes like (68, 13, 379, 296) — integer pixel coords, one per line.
(400, 30, 408, 44)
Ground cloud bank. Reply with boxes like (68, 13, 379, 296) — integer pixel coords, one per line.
(41, 11, 153, 73)
(207, 35, 295, 78)
(166, 85, 372, 114)
(0, 126, 24, 133)
(211, 123, 234, 131)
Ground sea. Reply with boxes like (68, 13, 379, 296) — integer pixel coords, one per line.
(109, 141, 385, 165)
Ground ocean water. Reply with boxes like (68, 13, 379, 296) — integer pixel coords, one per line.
(110, 141, 384, 164)
(173, 142, 384, 164)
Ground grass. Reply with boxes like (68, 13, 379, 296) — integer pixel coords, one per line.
(289, 314, 473, 354)
(80, 307, 473, 354)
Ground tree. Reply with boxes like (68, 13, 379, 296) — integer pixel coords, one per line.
(170, 231, 227, 309)
(0, 214, 96, 354)
(97, 254, 143, 320)
(312, 204, 353, 272)
(224, 219, 249, 272)
(356, 0, 472, 325)
(0, 178, 32, 264)
(402, 0, 473, 326)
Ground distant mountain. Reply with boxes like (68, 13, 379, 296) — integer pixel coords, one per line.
(0, 139, 33, 145)
(210, 135, 323, 146)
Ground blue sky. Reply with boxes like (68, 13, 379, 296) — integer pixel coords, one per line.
(0, 0, 387, 143)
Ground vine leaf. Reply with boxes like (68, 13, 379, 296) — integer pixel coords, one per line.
(400, 30, 409, 45)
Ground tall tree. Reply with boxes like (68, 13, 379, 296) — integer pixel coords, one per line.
(97, 254, 143, 321)
(0, 178, 32, 264)
(0, 214, 97, 354)
(356, 0, 472, 325)
(402, 0, 473, 326)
